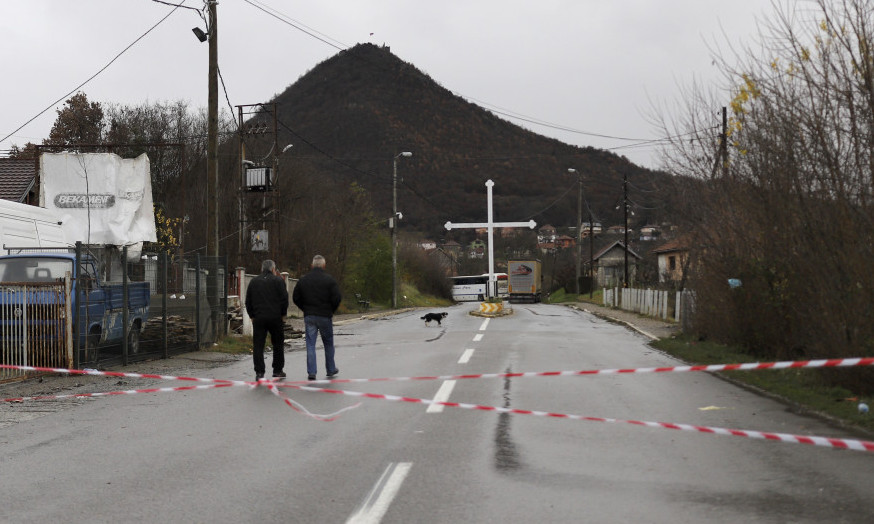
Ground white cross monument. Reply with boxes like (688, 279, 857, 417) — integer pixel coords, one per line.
(445, 179, 536, 298)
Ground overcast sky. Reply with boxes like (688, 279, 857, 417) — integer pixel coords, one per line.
(0, 0, 772, 170)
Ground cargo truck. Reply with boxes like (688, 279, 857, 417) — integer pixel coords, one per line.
(507, 259, 543, 303)
(0, 251, 150, 362)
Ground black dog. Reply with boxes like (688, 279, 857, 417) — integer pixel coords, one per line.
(421, 312, 448, 326)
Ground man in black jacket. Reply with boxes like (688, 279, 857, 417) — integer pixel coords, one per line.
(245, 259, 289, 381)
(292, 255, 341, 380)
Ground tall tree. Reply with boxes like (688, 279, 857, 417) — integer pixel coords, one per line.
(44, 92, 104, 148)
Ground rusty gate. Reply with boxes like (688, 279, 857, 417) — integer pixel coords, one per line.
(0, 277, 72, 382)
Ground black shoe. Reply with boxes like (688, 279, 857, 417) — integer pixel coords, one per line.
(307, 374, 316, 381)
(327, 369, 339, 378)
(272, 371, 286, 379)
(255, 372, 265, 381)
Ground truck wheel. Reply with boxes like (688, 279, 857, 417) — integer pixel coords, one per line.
(128, 327, 140, 354)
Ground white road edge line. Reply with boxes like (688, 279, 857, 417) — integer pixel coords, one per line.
(479, 318, 490, 331)
(426, 380, 457, 413)
(472, 334, 483, 342)
(346, 462, 413, 524)
(458, 348, 475, 364)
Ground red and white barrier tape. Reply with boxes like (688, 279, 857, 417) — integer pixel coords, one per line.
(262, 380, 361, 421)
(0, 363, 236, 384)
(4, 361, 874, 450)
(276, 356, 874, 385)
(280, 383, 874, 452)
(2, 377, 358, 421)
(5, 357, 874, 388)
(4, 383, 234, 403)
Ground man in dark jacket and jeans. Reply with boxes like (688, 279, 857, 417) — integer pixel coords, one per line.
(245, 259, 289, 381)
(292, 255, 341, 380)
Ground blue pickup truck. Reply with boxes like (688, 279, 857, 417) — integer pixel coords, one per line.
(0, 252, 150, 360)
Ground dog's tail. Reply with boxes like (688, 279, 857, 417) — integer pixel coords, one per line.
(420, 315, 427, 320)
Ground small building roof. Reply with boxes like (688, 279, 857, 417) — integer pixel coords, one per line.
(652, 237, 690, 255)
(592, 240, 642, 261)
(0, 158, 37, 203)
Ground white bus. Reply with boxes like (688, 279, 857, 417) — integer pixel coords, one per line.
(451, 273, 508, 302)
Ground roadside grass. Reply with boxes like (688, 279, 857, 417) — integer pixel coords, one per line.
(652, 335, 874, 434)
(213, 335, 253, 355)
(336, 283, 453, 313)
(547, 288, 604, 305)
(398, 282, 453, 309)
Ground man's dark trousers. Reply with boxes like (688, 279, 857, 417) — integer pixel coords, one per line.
(252, 317, 285, 375)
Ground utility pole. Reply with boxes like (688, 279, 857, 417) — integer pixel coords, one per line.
(623, 170, 629, 287)
(576, 172, 582, 295)
(392, 152, 412, 309)
(206, 0, 218, 257)
(589, 213, 594, 299)
(720, 106, 728, 178)
(568, 168, 581, 295)
(237, 103, 279, 267)
(710, 106, 728, 179)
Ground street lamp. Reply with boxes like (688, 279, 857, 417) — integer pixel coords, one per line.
(568, 168, 581, 295)
(392, 151, 413, 309)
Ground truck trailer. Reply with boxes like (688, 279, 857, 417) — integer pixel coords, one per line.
(507, 260, 543, 303)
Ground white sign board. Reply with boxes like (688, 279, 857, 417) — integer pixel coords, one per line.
(39, 152, 157, 246)
(251, 230, 269, 252)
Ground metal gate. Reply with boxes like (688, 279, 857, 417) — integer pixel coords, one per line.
(0, 277, 72, 382)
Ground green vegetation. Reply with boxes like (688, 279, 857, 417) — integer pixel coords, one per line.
(212, 335, 253, 356)
(652, 335, 874, 434)
(397, 282, 453, 309)
(546, 287, 604, 305)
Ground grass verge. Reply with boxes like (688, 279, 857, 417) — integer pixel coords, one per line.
(651, 334, 874, 435)
(212, 335, 253, 355)
(547, 288, 604, 304)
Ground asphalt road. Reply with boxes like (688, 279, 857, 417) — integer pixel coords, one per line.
(1, 303, 872, 523)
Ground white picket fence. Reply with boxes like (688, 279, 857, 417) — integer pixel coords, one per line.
(603, 287, 693, 324)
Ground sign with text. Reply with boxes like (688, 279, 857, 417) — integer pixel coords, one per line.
(39, 152, 157, 246)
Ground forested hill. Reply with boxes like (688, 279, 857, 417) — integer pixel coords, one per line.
(265, 43, 671, 237)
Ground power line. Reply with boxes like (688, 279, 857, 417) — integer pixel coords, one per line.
(0, 3, 184, 146)
(216, 64, 240, 132)
(240, 0, 346, 51)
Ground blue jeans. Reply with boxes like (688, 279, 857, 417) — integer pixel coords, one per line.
(304, 315, 337, 377)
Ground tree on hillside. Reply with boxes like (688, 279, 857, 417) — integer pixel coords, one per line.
(657, 0, 874, 389)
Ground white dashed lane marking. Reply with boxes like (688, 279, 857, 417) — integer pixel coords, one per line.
(458, 349, 474, 364)
(426, 380, 457, 414)
(347, 462, 413, 524)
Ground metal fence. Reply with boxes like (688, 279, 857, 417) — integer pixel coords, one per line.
(94, 252, 228, 369)
(0, 279, 72, 381)
(0, 247, 228, 381)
